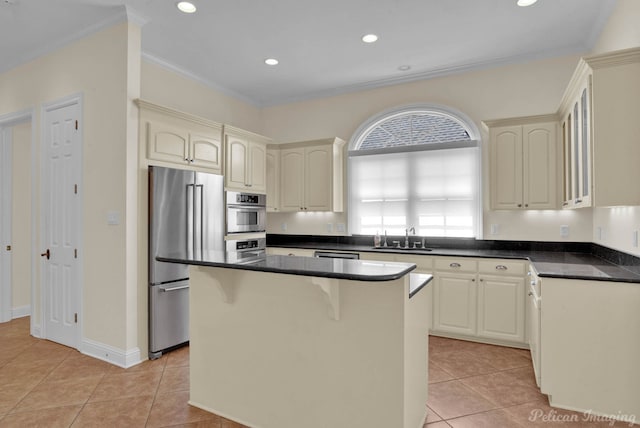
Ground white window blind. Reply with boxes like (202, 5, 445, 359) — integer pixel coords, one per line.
(350, 146, 479, 237)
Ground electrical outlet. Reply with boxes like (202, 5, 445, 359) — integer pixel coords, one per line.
(490, 224, 499, 235)
(281, 222, 287, 232)
(596, 226, 602, 240)
(326, 223, 333, 233)
(336, 223, 345, 233)
(634, 230, 639, 248)
(560, 225, 569, 238)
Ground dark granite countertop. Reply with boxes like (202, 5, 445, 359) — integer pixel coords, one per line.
(157, 250, 417, 282)
(266, 235, 640, 283)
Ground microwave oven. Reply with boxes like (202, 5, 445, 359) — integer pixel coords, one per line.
(226, 191, 266, 234)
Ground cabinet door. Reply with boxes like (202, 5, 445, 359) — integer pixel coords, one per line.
(523, 123, 556, 209)
(225, 136, 249, 190)
(304, 146, 332, 211)
(147, 121, 189, 164)
(190, 132, 222, 172)
(280, 148, 304, 211)
(477, 275, 525, 343)
(490, 126, 523, 209)
(266, 149, 280, 212)
(433, 272, 477, 336)
(249, 142, 266, 192)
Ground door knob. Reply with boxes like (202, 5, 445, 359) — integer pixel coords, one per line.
(40, 249, 50, 260)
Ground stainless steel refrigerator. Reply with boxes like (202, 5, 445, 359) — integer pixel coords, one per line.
(148, 166, 225, 359)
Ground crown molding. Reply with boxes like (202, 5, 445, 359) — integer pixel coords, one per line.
(135, 99, 222, 129)
(584, 47, 640, 69)
(0, 5, 139, 75)
(483, 114, 559, 129)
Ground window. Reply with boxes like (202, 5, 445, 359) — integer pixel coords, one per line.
(348, 105, 481, 237)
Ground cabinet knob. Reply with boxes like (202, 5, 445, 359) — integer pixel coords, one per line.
(517, 204, 522, 208)
(524, 204, 529, 208)
(528, 291, 534, 296)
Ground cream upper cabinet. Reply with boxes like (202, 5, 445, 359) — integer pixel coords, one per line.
(487, 117, 557, 210)
(559, 47, 640, 208)
(224, 126, 270, 193)
(137, 100, 223, 173)
(560, 69, 592, 208)
(277, 138, 345, 212)
(266, 146, 280, 212)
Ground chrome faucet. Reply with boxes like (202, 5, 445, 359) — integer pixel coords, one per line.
(405, 227, 415, 248)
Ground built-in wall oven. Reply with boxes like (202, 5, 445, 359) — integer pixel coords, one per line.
(226, 237, 266, 264)
(226, 191, 266, 234)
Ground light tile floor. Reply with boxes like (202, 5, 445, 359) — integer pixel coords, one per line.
(1, 318, 636, 427)
(426, 335, 637, 427)
(0, 317, 243, 427)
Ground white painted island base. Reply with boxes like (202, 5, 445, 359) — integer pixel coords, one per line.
(187, 265, 431, 428)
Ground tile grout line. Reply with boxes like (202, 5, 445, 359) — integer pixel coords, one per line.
(144, 356, 169, 427)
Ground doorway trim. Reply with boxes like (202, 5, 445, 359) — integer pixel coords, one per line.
(40, 92, 84, 348)
(0, 108, 36, 332)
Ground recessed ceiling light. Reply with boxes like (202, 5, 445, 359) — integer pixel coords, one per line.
(398, 65, 411, 71)
(177, 1, 197, 13)
(362, 34, 378, 43)
(265, 58, 279, 66)
(517, 0, 538, 6)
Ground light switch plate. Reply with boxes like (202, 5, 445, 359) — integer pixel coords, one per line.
(634, 230, 638, 248)
(107, 211, 120, 225)
(336, 223, 345, 233)
(490, 224, 499, 235)
(560, 225, 569, 238)
(281, 222, 287, 231)
(326, 223, 333, 233)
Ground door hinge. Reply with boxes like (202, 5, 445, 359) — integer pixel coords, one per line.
(74, 313, 78, 323)
(74, 184, 78, 194)
(74, 248, 78, 259)
(75, 120, 78, 130)
(5, 245, 10, 251)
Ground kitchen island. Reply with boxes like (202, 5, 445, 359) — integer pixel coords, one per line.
(158, 252, 432, 428)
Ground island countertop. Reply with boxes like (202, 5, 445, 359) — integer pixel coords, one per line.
(157, 251, 416, 282)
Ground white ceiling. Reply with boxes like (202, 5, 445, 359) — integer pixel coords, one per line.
(0, 0, 616, 107)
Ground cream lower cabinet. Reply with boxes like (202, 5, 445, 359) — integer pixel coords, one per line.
(224, 126, 270, 193)
(432, 257, 527, 347)
(487, 117, 557, 210)
(137, 99, 223, 173)
(432, 257, 478, 336)
(279, 138, 345, 212)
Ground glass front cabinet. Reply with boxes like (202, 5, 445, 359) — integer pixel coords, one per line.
(561, 72, 592, 209)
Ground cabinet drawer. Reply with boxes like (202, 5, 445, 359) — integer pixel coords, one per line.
(478, 260, 526, 276)
(434, 257, 477, 272)
(394, 254, 433, 271)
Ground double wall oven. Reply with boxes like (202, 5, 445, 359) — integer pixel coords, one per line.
(225, 190, 267, 262)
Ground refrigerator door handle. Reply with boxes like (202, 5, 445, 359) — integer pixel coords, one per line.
(195, 184, 204, 256)
(186, 183, 194, 256)
(160, 284, 190, 292)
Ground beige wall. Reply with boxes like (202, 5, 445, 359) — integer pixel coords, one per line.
(591, 0, 640, 55)
(11, 121, 31, 311)
(0, 22, 140, 355)
(140, 61, 263, 134)
(263, 54, 596, 241)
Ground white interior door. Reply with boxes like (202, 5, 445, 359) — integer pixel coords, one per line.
(0, 127, 12, 323)
(41, 98, 82, 348)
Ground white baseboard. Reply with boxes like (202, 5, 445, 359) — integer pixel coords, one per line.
(81, 338, 143, 368)
(12, 305, 30, 319)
